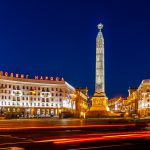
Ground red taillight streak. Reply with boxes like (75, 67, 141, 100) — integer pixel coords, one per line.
(54, 133, 150, 145)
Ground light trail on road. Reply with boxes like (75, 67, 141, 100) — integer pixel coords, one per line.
(0, 123, 137, 131)
(0, 130, 150, 148)
(53, 131, 150, 145)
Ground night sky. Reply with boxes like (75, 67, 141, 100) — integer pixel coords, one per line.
(0, 0, 150, 98)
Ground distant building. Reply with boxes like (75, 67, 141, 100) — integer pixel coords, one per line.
(137, 80, 150, 117)
(108, 97, 124, 112)
(75, 88, 88, 118)
(126, 87, 138, 116)
(108, 80, 150, 118)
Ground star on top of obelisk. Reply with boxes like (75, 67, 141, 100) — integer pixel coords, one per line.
(97, 23, 103, 31)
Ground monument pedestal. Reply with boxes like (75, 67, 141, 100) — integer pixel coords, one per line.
(86, 92, 109, 118)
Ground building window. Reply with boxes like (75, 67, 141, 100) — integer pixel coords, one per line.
(13, 108, 15, 112)
(42, 98, 45, 102)
(46, 98, 49, 102)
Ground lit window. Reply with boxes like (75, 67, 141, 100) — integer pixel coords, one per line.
(13, 108, 15, 112)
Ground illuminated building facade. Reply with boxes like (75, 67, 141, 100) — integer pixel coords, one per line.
(108, 97, 124, 112)
(0, 71, 76, 118)
(126, 88, 138, 116)
(75, 88, 88, 118)
(137, 80, 150, 117)
(108, 88, 138, 117)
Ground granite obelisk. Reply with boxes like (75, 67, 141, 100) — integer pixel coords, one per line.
(87, 23, 108, 117)
(95, 23, 105, 96)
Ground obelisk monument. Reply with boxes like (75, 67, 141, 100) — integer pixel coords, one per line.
(87, 23, 108, 117)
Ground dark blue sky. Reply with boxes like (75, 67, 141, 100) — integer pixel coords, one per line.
(0, 0, 150, 98)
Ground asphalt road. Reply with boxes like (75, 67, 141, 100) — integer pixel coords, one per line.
(0, 118, 150, 150)
(0, 118, 133, 128)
